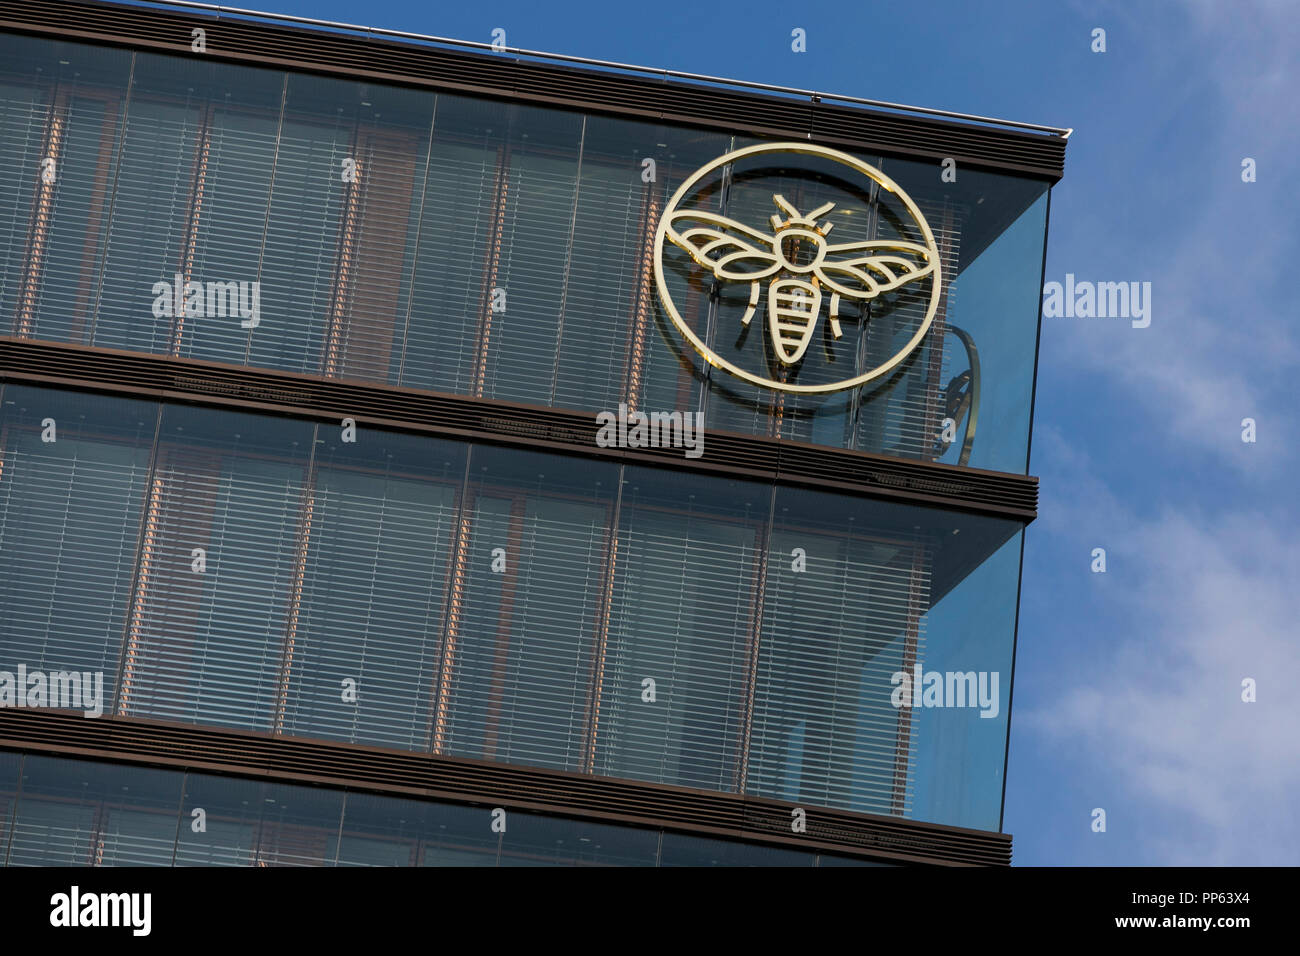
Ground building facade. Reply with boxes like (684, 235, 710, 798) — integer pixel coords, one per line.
(0, 0, 1065, 865)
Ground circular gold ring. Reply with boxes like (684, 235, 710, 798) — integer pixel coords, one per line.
(653, 142, 943, 395)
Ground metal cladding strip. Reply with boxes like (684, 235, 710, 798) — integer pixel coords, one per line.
(0, 338, 1038, 519)
(0, 0, 1065, 181)
(0, 709, 1012, 865)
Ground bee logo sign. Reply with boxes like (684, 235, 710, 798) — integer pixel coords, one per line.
(653, 143, 942, 394)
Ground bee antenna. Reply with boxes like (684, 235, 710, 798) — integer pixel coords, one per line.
(772, 194, 800, 218)
(807, 200, 836, 220)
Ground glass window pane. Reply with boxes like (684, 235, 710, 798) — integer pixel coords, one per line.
(0, 36, 132, 344)
(254, 75, 436, 382)
(403, 98, 583, 403)
(176, 773, 343, 866)
(92, 53, 284, 362)
(6, 756, 182, 866)
(0, 386, 157, 706)
(499, 812, 659, 867)
(555, 117, 731, 416)
(911, 529, 1021, 830)
(817, 852, 892, 866)
(750, 486, 1020, 827)
(658, 831, 814, 867)
(336, 792, 498, 867)
(279, 429, 466, 749)
(439, 444, 617, 772)
(594, 466, 769, 792)
(117, 404, 314, 730)
(0, 751, 21, 863)
(853, 158, 1047, 471)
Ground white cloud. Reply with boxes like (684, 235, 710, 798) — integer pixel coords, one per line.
(1042, 0, 1299, 474)
(1024, 434, 1300, 863)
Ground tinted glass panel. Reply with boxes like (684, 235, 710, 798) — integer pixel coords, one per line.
(117, 405, 313, 730)
(6, 756, 181, 866)
(658, 831, 814, 867)
(279, 429, 464, 749)
(0, 383, 1025, 831)
(749, 485, 1020, 824)
(176, 773, 343, 866)
(0, 386, 156, 706)
(0, 37, 131, 342)
(499, 812, 659, 867)
(0, 35, 1050, 470)
(439, 445, 618, 772)
(594, 466, 768, 792)
(336, 792, 499, 867)
(0, 752, 21, 863)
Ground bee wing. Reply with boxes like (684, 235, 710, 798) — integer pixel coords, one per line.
(665, 209, 782, 282)
(816, 240, 935, 301)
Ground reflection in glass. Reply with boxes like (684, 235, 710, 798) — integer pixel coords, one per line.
(117, 404, 314, 730)
(176, 773, 344, 866)
(0, 386, 157, 707)
(6, 756, 182, 866)
(438, 445, 618, 772)
(594, 466, 767, 792)
(278, 431, 465, 749)
(0, 35, 1051, 470)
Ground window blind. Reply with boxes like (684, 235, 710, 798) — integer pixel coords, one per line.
(117, 405, 313, 730)
(277, 432, 465, 749)
(0, 386, 155, 705)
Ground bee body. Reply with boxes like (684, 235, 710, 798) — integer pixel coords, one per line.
(768, 278, 822, 364)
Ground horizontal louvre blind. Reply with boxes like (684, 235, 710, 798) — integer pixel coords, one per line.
(21, 90, 121, 344)
(855, 193, 964, 460)
(0, 36, 131, 344)
(401, 137, 498, 394)
(174, 773, 344, 866)
(439, 447, 618, 772)
(552, 143, 647, 413)
(251, 98, 349, 376)
(0, 80, 46, 327)
(117, 406, 313, 730)
(173, 104, 280, 367)
(0, 385, 1016, 824)
(751, 527, 927, 816)
(250, 115, 343, 377)
(443, 497, 609, 771)
(4, 755, 182, 866)
(0, 386, 155, 704)
(479, 142, 583, 406)
(91, 94, 199, 355)
(278, 433, 465, 750)
(324, 84, 434, 384)
(595, 493, 763, 792)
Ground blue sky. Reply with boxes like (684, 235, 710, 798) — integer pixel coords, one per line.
(146, 0, 1298, 864)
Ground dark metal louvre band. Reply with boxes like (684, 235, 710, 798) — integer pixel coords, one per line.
(0, 338, 1039, 519)
(0, 709, 1012, 865)
(0, 0, 1065, 181)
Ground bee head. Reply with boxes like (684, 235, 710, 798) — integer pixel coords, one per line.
(770, 193, 836, 236)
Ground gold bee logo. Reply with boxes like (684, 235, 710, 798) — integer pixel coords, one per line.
(653, 143, 943, 394)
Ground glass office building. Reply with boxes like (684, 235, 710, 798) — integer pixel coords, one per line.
(0, 0, 1065, 865)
